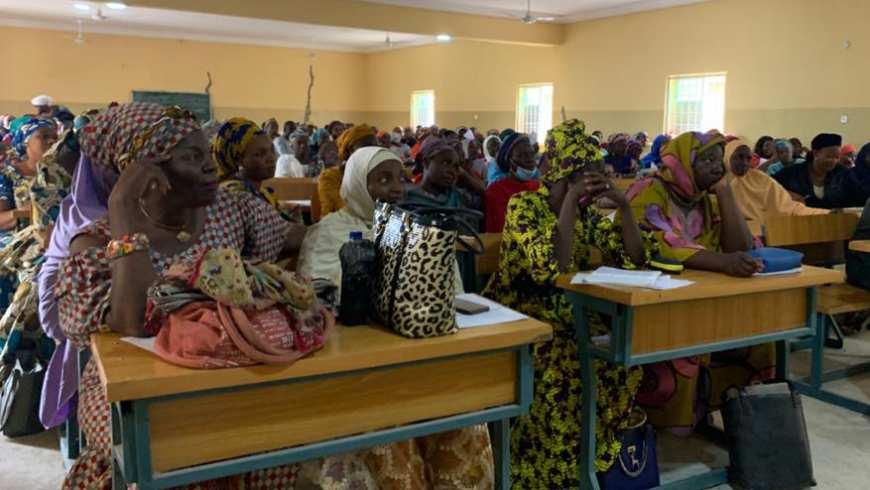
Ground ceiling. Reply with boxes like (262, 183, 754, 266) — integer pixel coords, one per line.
(0, 0, 712, 52)
(0, 0, 433, 52)
(363, 0, 710, 22)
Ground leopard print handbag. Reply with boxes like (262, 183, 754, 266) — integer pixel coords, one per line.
(372, 202, 483, 338)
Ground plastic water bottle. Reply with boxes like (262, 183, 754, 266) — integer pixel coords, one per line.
(339, 231, 377, 325)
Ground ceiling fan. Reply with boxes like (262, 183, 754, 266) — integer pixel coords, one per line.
(520, 0, 556, 24)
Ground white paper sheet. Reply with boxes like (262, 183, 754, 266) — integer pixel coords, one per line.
(753, 266, 803, 277)
(571, 267, 693, 290)
(455, 293, 528, 328)
(120, 336, 157, 354)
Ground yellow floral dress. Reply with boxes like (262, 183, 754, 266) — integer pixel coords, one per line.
(482, 186, 647, 489)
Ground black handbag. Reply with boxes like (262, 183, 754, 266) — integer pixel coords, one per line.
(721, 383, 816, 490)
(0, 349, 46, 437)
(371, 202, 483, 338)
(597, 408, 661, 490)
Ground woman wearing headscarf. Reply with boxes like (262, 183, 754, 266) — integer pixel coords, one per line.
(0, 117, 57, 312)
(604, 132, 630, 174)
(483, 134, 503, 186)
(773, 133, 870, 208)
(484, 133, 540, 233)
(275, 127, 310, 178)
(839, 143, 858, 168)
(403, 136, 469, 209)
(211, 118, 305, 227)
(725, 138, 828, 228)
(752, 135, 775, 168)
(641, 134, 671, 169)
(53, 102, 320, 489)
(626, 132, 774, 432)
(297, 146, 492, 489)
(318, 124, 377, 217)
(483, 119, 650, 488)
(762, 138, 803, 176)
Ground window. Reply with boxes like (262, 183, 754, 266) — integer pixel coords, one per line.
(665, 73, 726, 135)
(410, 90, 435, 128)
(516, 83, 553, 145)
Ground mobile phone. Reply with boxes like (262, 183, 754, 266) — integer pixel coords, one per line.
(455, 298, 490, 315)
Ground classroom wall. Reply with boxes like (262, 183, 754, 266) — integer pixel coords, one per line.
(362, 40, 559, 131)
(555, 0, 870, 144)
(5, 0, 870, 145)
(1, 26, 369, 125)
(362, 0, 870, 144)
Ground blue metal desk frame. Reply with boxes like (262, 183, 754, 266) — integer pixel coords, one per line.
(791, 312, 870, 415)
(566, 287, 818, 490)
(109, 346, 534, 490)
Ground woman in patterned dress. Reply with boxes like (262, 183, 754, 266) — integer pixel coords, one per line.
(483, 119, 652, 489)
(625, 132, 774, 433)
(211, 117, 307, 226)
(54, 102, 378, 489)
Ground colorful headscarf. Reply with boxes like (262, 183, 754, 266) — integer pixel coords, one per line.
(337, 124, 375, 162)
(310, 128, 329, 147)
(641, 134, 671, 167)
(496, 132, 529, 173)
(81, 102, 200, 172)
(542, 119, 602, 184)
(840, 144, 857, 157)
(659, 131, 726, 201)
(417, 135, 458, 165)
(11, 117, 56, 158)
(211, 117, 263, 180)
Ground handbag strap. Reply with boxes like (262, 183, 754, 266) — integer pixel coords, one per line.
(396, 203, 485, 255)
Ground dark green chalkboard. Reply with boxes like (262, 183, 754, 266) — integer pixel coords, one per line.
(131, 91, 211, 122)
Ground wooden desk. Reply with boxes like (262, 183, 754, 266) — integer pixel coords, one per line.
(278, 199, 312, 213)
(264, 177, 318, 201)
(92, 319, 552, 489)
(763, 213, 858, 247)
(557, 266, 842, 489)
(457, 234, 503, 292)
(849, 240, 870, 253)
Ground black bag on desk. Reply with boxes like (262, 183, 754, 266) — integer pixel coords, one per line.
(721, 383, 815, 490)
(597, 408, 661, 490)
(0, 350, 46, 437)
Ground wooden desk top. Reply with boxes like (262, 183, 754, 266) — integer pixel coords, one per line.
(557, 265, 843, 306)
(92, 319, 551, 403)
(849, 240, 870, 253)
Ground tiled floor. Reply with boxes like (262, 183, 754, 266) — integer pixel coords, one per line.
(2, 331, 869, 489)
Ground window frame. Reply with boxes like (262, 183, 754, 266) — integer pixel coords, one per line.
(410, 90, 435, 128)
(663, 72, 727, 135)
(515, 82, 554, 145)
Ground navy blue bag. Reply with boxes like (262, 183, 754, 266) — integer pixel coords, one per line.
(749, 247, 804, 273)
(597, 409, 660, 490)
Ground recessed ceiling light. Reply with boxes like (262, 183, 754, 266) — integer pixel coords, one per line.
(73, 3, 91, 11)
(436, 33, 452, 42)
(105, 2, 127, 9)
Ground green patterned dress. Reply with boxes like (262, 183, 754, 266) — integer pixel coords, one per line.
(483, 186, 649, 489)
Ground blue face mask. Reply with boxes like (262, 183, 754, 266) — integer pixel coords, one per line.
(514, 166, 540, 182)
